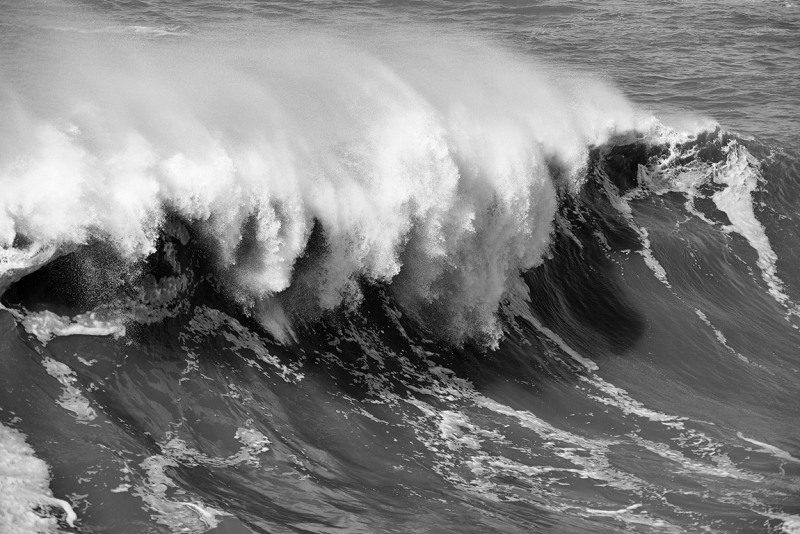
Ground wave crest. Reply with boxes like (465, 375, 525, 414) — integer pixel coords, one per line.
(1, 24, 668, 343)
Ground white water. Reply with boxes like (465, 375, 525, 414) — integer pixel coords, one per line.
(0, 14, 657, 344)
(0, 422, 77, 532)
(639, 139, 796, 314)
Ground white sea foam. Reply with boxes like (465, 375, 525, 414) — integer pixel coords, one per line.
(0, 18, 661, 345)
(693, 308, 753, 364)
(736, 432, 800, 463)
(186, 306, 304, 382)
(41, 357, 97, 422)
(134, 453, 229, 533)
(0, 422, 77, 531)
(711, 144, 795, 309)
(640, 139, 797, 313)
(22, 310, 125, 345)
(599, 175, 672, 288)
(161, 432, 268, 469)
(7, 254, 190, 345)
(527, 316, 599, 371)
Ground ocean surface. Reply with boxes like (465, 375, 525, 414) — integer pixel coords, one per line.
(1, 0, 799, 532)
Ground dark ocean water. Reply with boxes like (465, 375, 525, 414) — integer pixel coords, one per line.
(1, 1, 799, 533)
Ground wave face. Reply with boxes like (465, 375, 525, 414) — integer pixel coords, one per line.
(2, 1, 800, 534)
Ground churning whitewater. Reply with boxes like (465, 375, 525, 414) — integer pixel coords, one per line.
(0, 23, 657, 345)
(1, 1, 799, 533)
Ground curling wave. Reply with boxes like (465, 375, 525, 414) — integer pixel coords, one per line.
(0, 24, 683, 345)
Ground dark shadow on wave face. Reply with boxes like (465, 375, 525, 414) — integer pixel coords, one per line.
(522, 141, 652, 358)
(184, 141, 654, 394)
(523, 228, 646, 356)
(525, 127, 743, 359)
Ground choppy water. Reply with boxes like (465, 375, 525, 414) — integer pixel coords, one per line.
(1, 1, 799, 533)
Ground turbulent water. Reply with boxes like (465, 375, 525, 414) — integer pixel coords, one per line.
(1, 0, 799, 532)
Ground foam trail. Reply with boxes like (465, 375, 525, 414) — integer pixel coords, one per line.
(598, 173, 672, 288)
(41, 357, 98, 422)
(21, 310, 125, 345)
(640, 139, 797, 313)
(527, 316, 599, 371)
(765, 512, 800, 534)
(711, 144, 797, 311)
(693, 308, 755, 364)
(736, 432, 800, 463)
(0, 16, 653, 345)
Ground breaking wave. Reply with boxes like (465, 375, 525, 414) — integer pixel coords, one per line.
(3, 3, 800, 534)
(0, 23, 692, 345)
